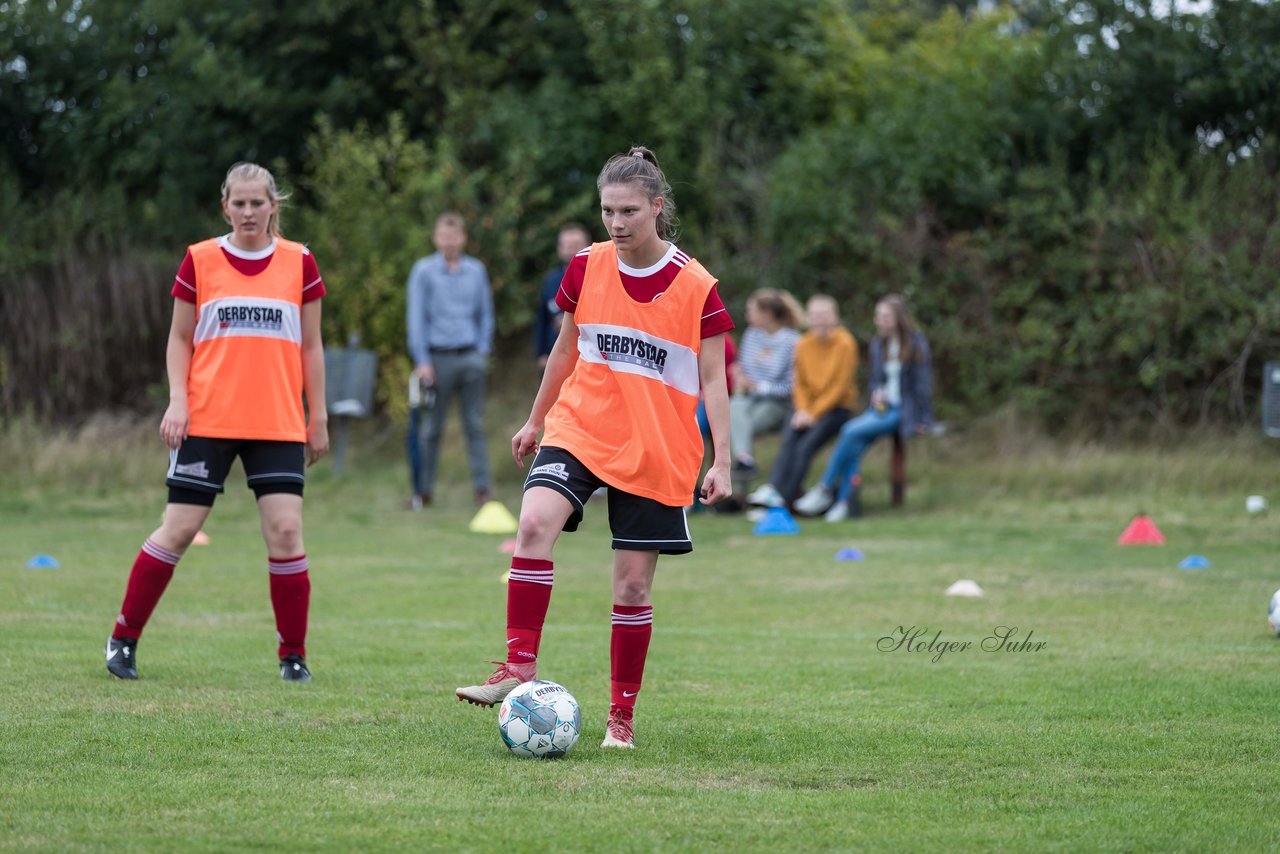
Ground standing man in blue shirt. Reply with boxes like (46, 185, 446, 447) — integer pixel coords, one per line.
(533, 223, 591, 373)
(406, 212, 495, 508)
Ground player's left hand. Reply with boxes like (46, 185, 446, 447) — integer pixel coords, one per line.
(699, 461, 732, 505)
(306, 417, 330, 466)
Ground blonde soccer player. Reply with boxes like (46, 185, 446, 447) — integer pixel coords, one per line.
(104, 162, 328, 682)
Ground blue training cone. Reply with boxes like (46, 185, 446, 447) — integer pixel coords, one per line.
(26, 554, 60, 569)
(1178, 554, 1211, 570)
(753, 506, 799, 536)
(835, 547, 864, 562)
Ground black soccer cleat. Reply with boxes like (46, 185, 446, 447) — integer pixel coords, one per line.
(106, 636, 139, 680)
(280, 654, 311, 683)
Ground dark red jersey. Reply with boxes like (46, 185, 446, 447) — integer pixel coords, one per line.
(172, 235, 325, 303)
(556, 243, 734, 339)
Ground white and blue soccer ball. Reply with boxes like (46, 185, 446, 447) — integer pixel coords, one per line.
(498, 680, 582, 759)
(1268, 589, 1280, 638)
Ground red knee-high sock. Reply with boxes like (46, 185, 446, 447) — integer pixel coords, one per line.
(112, 539, 181, 640)
(506, 557, 554, 666)
(610, 604, 653, 716)
(269, 555, 310, 660)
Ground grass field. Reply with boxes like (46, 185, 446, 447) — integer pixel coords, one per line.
(2, 415, 1279, 851)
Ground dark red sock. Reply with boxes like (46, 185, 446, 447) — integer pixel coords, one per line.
(506, 557, 553, 665)
(112, 540, 180, 640)
(610, 604, 653, 713)
(268, 555, 310, 660)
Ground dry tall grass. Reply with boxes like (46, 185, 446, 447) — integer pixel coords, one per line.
(921, 408, 1279, 499)
(0, 411, 164, 492)
(4, 401, 1276, 506)
(0, 249, 171, 419)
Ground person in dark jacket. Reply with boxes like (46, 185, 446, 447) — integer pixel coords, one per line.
(533, 223, 591, 372)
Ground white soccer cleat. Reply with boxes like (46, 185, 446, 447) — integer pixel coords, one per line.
(600, 709, 635, 749)
(456, 660, 536, 707)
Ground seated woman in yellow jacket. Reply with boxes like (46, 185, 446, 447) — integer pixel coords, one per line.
(746, 295, 857, 509)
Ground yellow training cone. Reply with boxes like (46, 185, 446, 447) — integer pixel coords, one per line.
(469, 500, 518, 534)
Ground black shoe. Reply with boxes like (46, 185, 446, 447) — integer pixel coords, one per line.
(106, 636, 138, 680)
(281, 654, 311, 683)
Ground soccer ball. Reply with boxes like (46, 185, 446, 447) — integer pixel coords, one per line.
(1268, 589, 1280, 637)
(498, 680, 582, 758)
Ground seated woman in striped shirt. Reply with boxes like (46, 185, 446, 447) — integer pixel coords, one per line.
(728, 288, 804, 480)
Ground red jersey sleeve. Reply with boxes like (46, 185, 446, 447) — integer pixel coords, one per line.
(700, 285, 734, 338)
(170, 247, 325, 302)
(172, 251, 197, 302)
(301, 250, 326, 302)
(554, 253, 587, 314)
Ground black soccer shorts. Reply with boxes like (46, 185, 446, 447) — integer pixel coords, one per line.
(166, 436, 305, 506)
(523, 446, 692, 555)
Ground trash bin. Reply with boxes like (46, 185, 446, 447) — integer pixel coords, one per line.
(323, 334, 378, 474)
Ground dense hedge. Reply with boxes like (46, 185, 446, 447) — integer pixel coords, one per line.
(4, 0, 1279, 428)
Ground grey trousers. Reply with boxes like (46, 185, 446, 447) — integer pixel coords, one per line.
(728, 394, 790, 462)
(418, 349, 491, 494)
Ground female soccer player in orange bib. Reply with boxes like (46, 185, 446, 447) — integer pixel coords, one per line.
(104, 162, 329, 682)
(456, 146, 735, 748)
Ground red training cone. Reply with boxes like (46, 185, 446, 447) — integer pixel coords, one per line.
(1117, 514, 1165, 545)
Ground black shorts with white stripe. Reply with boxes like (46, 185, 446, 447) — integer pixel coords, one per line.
(166, 436, 305, 506)
(523, 446, 692, 555)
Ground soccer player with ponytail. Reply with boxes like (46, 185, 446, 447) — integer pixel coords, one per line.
(455, 146, 734, 748)
(104, 162, 329, 682)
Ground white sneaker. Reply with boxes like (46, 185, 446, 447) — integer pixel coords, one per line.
(823, 501, 849, 523)
(793, 484, 833, 516)
(745, 507, 767, 523)
(746, 483, 785, 508)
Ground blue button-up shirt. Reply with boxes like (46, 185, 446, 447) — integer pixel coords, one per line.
(406, 252, 495, 367)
